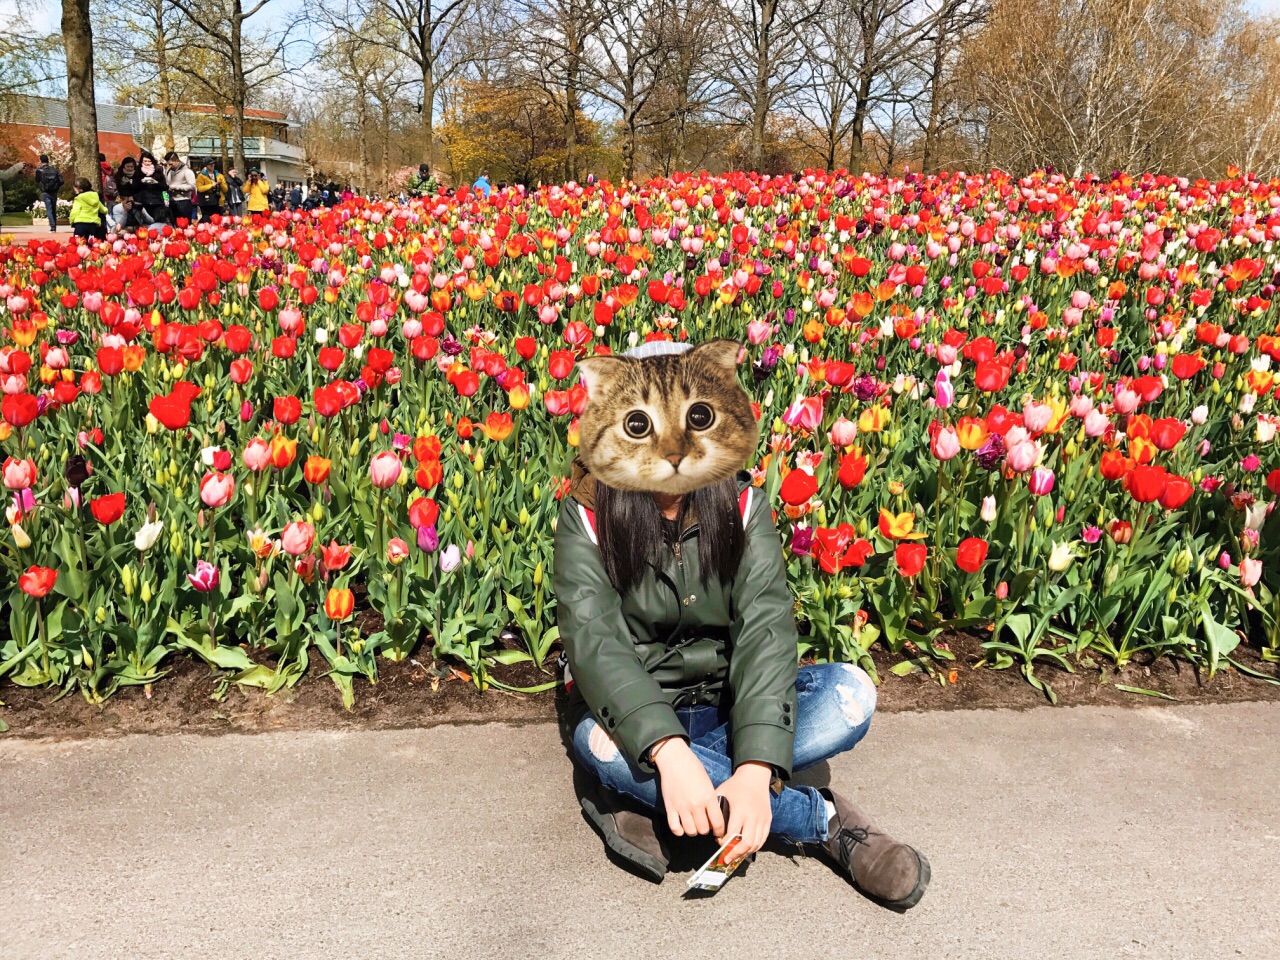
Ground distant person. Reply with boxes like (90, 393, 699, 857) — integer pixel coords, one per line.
(34, 154, 63, 232)
(225, 167, 245, 218)
(195, 160, 226, 221)
(245, 170, 270, 216)
(164, 151, 196, 224)
(269, 182, 285, 211)
(288, 183, 302, 210)
(134, 151, 170, 226)
(97, 152, 117, 212)
(69, 177, 107, 242)
(473, 169, 491, 198)
(341, 185, 354, 203)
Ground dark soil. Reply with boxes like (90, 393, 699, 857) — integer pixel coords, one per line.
(2, 634, 1277, 740)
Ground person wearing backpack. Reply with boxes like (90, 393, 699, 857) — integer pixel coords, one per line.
(556, 339, 931, 908)
(34, 154, 64, 232)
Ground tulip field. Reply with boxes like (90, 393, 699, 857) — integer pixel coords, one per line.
(1, 168, 1279, 708)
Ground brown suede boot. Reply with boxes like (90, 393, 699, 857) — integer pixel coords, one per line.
(579, 782, 669, 883)
(820, 789, 930, 909)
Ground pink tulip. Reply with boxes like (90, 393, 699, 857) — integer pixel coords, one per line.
(931, 426, 961, 461)
(242, 438, 271, 472)
(783, 396, 824, 431)
(199, 471, 235, 508)
(387, 537, 410, 565)
(829, 417, 857, 448)
(1240, 557, 1263, 588)
(1084, 409, 1110, 438)
(1028, 466, 1055, 496)
(933, 370, 954, 408)
(2, 457, 35, 490)
(369, 451, 403, 489)
(187, 559, 220, 592)
(281, 520, 316, 556)
(1023, 400, 1052, 435)
(747, 320, 773, 345)
(1113, 388, 1139, 415)
(1005, 440, 1040, 473)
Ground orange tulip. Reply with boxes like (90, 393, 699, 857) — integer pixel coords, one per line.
(303, 456, 331, 484)
(270, 435, 297, 469)
(325, 587, 355, 621)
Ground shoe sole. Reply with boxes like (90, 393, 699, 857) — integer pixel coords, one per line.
(861, 848, 931, 912)
(579, 793, 668, 883)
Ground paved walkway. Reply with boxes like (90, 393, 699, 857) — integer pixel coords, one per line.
(2, 703, 1276, 959)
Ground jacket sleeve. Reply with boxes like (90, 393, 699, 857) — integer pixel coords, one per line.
(554, 500, 686, 770)
(727, 492, 800, 778)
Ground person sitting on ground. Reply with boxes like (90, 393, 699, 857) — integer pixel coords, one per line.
(112, 156, 142, 230)
(34, 154, 63, 232)
(133, 152, 170, 226)
(555, 338, 930, 908)
(69, 177, 107, 242)
(196, 160, 226, 222)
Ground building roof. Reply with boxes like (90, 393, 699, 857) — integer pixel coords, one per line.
(167, 104, 293, 125)
(4, 96, 139, 135)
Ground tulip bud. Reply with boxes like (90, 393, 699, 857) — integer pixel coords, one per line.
(312, 501, 324, 521)
(534, 561, 543, 586)
(82, 644, 94, 668)
(519, 508, 530, 526)
(95, 607, 107, 624)
(171, 531, 182, 552)
(140, 580, 152, 603)
(349, 438, 361, 457)
(122, 564, 135, 596)
(453, 473, 464, 490)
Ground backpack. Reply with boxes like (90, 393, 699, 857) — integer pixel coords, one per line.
(38, 166, 63, 193)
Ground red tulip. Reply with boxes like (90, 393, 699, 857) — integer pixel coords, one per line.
(548, 349, 576, 380)
(274, 395, 302, 424)
(257, 287, 279, 312)
(148, 394, 191, 431)
(515, 336, 537, 361)
(1126, 464, 1168, 503)
(974, 359, 1010, 392)
(1149, 418, 1186, 451)
(1159, 475, 1193, 510)
(89, 492, 126, 526)
(895, 543, 927, 577)
(2, 393, 39, 428)
(779, 469, 818, 506)
(955, 537, 988, 573)
(18, 565, 57, 598)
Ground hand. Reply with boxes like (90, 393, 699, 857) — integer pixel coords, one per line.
(715, 762, 774, 859)
(653, 739, 725, 839)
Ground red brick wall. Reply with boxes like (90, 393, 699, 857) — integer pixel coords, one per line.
(0, 123, 140, 166)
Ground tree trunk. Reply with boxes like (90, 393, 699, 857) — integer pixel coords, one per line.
(153, 0, 177, 152)
(565, 44, 580, 182)
(921, 23, 948, 175)
(229, 5, 248, 176)
(62, 0, 100, 187)
(421, 60, 435, 165)
(751, 0, 777, 171)
(848, 71, 873, 173)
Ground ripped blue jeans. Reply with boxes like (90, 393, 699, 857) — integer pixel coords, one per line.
(573, 662, 876, 844)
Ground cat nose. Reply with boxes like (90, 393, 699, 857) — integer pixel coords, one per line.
(664, 454, 683, 467)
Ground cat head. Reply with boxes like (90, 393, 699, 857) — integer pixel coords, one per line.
(576, 339, 758, 495)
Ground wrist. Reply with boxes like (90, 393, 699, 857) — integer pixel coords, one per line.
(734, 761, 775, 785)
(650, 736, 686, 770)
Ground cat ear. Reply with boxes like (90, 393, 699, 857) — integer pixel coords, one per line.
(689, 338, 746, 371)
(576, 355, 630, 398)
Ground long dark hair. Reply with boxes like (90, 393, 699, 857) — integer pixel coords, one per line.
(596, 476, 746, 595)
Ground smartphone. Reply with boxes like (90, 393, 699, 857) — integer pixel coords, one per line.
(686, 797, 748, 892)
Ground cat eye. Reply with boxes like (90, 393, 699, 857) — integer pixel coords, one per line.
(623, 410, 652, 438)
(687, 403, 715, 430)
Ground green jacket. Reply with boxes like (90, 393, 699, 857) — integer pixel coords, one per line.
(554, 461, 800, 778)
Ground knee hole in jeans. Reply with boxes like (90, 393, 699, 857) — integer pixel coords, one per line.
(835, 663, 877, 727)
(587, 723, 621, 763)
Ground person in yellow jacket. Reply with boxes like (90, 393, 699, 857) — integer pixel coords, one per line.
(245, 169, 270, 216)
(69, 177, 107, 241)
(195, 160, 228, 221)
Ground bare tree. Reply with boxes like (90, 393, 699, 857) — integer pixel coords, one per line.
(590, 0, 667, 179)
(96, 0, 191, 151)
(715, 0, 823, 171)
(909, 0, 987, 173)
(519, 0, 606, 181)
(164, 0, 299, 173)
